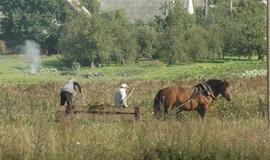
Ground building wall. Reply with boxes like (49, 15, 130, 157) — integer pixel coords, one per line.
(99, 0, 204, 22)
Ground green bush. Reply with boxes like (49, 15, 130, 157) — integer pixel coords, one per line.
(72, 62, 81, 72)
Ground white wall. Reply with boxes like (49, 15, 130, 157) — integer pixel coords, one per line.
(99, 0, 204, 22)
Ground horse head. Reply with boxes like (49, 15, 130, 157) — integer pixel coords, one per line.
(220, 80, 233, 101)
(206, 79, 233, 101)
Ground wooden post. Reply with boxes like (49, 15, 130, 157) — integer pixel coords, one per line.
(266, 0, 270, 129)
(134, 107, 140, 120)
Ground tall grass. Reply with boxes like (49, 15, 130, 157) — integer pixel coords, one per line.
(0, 77, 267, 159)
(0, 118, 269, 160)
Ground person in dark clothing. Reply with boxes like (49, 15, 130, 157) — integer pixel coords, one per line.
(60, 78, 82, 114)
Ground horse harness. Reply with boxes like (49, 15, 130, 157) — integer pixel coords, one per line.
(161, 81, 216, 119)
(194, 81, 216, 100)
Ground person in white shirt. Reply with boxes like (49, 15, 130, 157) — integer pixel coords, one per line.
(60, 78, 82, 114)
(114, 83, 129, 108)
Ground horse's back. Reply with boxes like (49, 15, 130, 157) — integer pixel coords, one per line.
(157, 86, 178, 98)
(154, 85, 197, 116)
(158, 86, 193, 102)
(176, 86, 194, 101)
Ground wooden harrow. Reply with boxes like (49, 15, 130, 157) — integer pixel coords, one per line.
(56, 105, 143, 122)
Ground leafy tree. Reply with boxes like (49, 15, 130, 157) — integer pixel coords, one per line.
(59, 14, 113, 67)
(202, 0, 266, 59)
(135, 23, 158, 60)
(0, 0, 72, 54)
(186, 26, 209, 60)
(59, 10, 138, 66)
(205, 24, 223, 60)
(108, 10, 138, 65)
(1, 0, 266, 64)
(156, 0, 195, 64)
(81, 0, 100, 14)
(234, 0, 266, 60)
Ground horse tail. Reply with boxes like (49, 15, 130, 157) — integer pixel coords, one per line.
(154, 90, 163, 118)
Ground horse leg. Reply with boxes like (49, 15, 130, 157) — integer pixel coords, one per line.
(154, 96, 162, 118)
(160, 103, 173, 120)
(197, 104, 206, 120)
(164, 105, 169, 115)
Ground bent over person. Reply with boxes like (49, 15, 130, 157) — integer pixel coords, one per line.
(60, 78, 82, 114)
(114, 83, 129, 108)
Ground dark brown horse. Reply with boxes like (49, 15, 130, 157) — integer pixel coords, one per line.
(153, 79, 233, 119)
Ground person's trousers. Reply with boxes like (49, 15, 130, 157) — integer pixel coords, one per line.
(60, 91, 73, 114)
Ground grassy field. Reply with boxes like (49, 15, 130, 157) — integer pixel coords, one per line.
(0, 76, 268, 159)
(0, 54, 268, 159)
(0, 54, 266, 83)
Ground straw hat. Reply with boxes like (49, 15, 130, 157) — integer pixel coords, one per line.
(120, 83, 129, 88)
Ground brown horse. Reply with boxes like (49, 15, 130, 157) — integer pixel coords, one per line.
(153, 79, 233, 119)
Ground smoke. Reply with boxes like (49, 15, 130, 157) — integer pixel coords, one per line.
(21, 40, 41, 74)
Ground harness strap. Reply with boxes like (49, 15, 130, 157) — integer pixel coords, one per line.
(201, 81, 216, 100)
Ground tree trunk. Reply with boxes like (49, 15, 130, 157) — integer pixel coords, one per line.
(122, 58, 126, 66)
(212, 50, 215, 61)
(205, 0, 208, 18)
(91, 61, 95, 68)
(42, 44, 48, 56)
(257, 47, 264, 60)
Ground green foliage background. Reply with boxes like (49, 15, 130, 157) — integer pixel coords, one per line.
(0, 0, 267, 66)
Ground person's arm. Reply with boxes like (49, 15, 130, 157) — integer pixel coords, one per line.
(122, 99, 128, 107)
(74, 81, 82, 93)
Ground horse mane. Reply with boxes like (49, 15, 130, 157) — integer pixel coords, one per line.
(206, 79, 229, 96)
(194, 79, 228, 97)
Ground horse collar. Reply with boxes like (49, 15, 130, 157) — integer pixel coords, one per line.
(200, 82, 216, 100)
